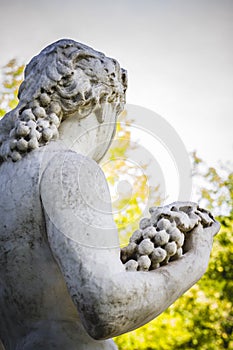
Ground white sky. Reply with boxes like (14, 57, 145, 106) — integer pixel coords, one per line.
(0, 0, 232, 168)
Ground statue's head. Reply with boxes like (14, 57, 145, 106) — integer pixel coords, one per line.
(0, 39, 127, 162)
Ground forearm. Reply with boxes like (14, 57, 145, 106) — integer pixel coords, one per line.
(79, 227, 212, 339)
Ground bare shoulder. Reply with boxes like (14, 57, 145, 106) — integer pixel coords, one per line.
(40, 150, 109, 198)
(40, 150, 117, 247)
(40, 149, 100, 174)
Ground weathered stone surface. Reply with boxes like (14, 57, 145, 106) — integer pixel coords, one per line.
(121, 202, 216, 271)
(0, 39, 220, 350)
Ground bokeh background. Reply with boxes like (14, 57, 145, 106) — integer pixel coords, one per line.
(0, 1, 232, 349)
(0, 0, 232, 165)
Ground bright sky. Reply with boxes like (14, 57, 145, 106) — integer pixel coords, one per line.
(0, 0, 232, 171)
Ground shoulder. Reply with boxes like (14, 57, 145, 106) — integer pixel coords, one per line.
(41, 150, 103, 178)
(40, 150, 114, 232)
(40, 150, 118, 248)
(40, 150, 109, 199)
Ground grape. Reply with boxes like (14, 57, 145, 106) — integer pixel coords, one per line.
(42, 128, 53, 142)
(176, 233, 185, 248)
(125, 259, 138, 271)
(137, 255, 151, 271)
(142, 226, 156, 240)
(129, 229, 143, 244)
(16, 123, 30, 137)
(168, 227, 184, 247)
(21, 109, 36, 121)
(164, 242, 177, 257)
(28, 137, 39, 149)
(39, 93, 51, 107)
(153, 230, 169, 246)
(139, 218, 151, 230)
(170, 247, 183, 261)
(150, 247, 167, 269)
(138, 239, 154, 255)
(33, 106, 46, 119)
(157, 218, 172, 231)
(121, 243, 137, 263)
(17, 138, 28, 151)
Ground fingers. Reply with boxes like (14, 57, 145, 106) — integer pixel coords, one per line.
(183, 219, 220, 254)
(211, 220, 221, 236)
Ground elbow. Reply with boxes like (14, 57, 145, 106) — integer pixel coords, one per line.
(77, 282, 126, 340)
(84, 323, 114, 341)
(79, 302, 119, 340)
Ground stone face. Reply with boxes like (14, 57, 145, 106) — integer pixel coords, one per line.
(0, 39, 220, 350)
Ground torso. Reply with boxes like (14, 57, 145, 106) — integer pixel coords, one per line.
(0, 149, 117, 350)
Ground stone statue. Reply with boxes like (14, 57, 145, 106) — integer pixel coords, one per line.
(0, 39, 220, 350)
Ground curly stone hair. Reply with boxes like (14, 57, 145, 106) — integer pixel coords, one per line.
(0, 39, 127, 162)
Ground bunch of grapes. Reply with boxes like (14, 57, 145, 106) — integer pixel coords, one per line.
(121, 217, 184, 271)
(121, 203, 214, 272)
(0, 93, 61, 162)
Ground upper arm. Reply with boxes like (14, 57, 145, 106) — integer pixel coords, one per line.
(40, 151, 124, 316)
(40, 151, 120, 249)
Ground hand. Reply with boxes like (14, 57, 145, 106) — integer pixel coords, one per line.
(157, 201, 220, 253)
(183, 219, 220, 254)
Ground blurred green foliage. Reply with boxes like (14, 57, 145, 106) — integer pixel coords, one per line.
(114, 158, 233, 349)
(0, 59, 24, 118)
(1, 60, 232, 349)
(102, 110, 161, 246)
